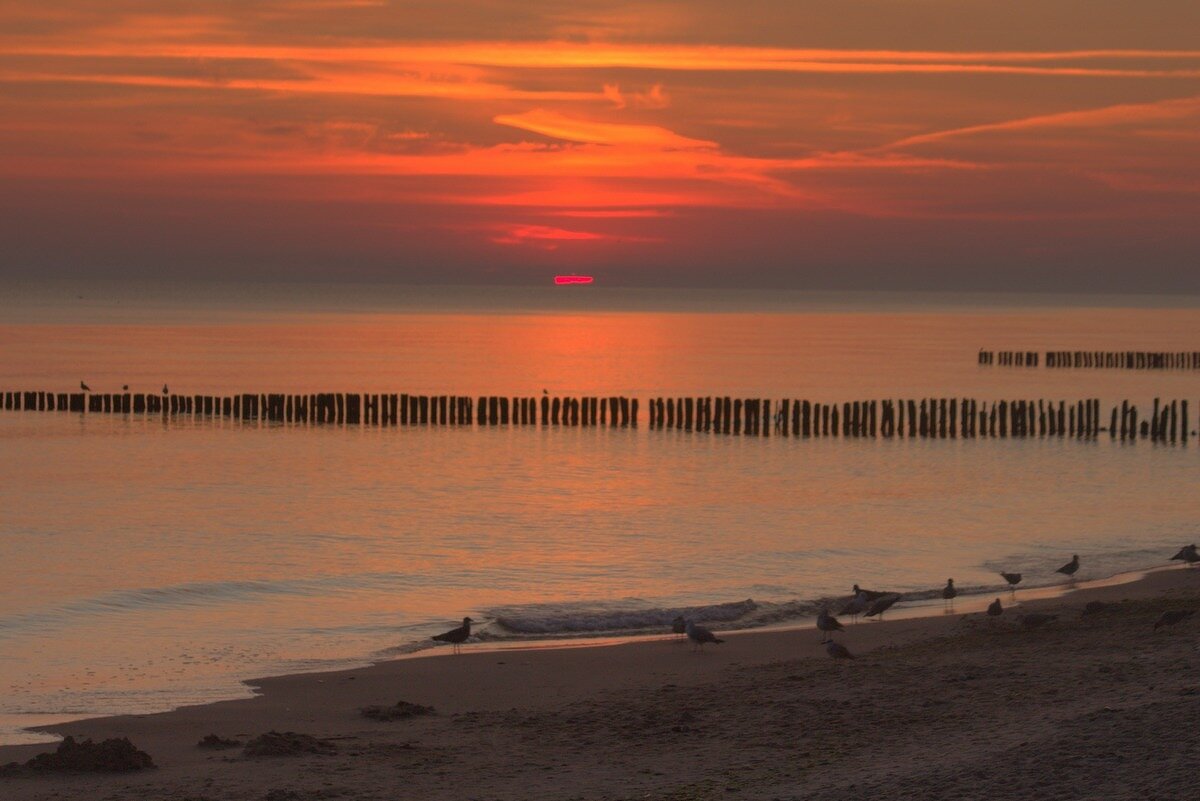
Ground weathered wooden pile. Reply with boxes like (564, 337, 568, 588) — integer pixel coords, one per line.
(980, 350, 1200, 369)
(0, 391, 637, 427)
(3, 390, 1194, 443)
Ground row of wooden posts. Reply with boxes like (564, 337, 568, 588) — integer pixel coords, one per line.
(647, 397, 1190, 443)
(980, 350, 1200, 369)
(0, 391, 637, 427)
(2, 390, 1195, 443)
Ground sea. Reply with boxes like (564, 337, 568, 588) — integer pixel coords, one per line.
(2, 280, 1199, 745)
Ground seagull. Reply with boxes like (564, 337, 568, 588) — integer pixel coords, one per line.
(671, 615, 687, 640)
(839, 592, 870, 624)
(825, 640, 854, 660)
(80, 381, 91, 392)
(986, 598, 1003, 619)
(1153, 609, 1195, 631)
(851, 584, 888, 602)
(162, 384, 169, 395)
(864, 593, 900, 620)
(685, 619, 724, 650)
(942, 578, 957, 611)
(1169, 544, 1197, 562)
(1180, 550, 1200, 567)
(999, 572, 1022, 594)
(1021, 613, 1058, 629)
(1055, 555, 1080, 580)
(816, 608, 845, 643)
(432, 617, 473, 654)
(122, 384, 129, 391)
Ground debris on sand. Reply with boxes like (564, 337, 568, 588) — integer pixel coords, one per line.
(197, 734, 243, 749)
(243, 731, 337, 757)
(0, 736, 155, 775)
(360, 700, 436, 721)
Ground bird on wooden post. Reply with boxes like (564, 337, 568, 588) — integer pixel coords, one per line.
(1055, 555, 1080, 582)
(816, 608, 844, 643)
(999, 572, 1022, 596)
(826, 640, 854, 660)
(685, 619, 724, 651)
(162, 384, 169, 395)
(80, 381, 91, 392)
(432, 617, 473, 654)
(942, 578, 957, 611)
(122, 384, 129, 391)
(986, 598, 1003, 620)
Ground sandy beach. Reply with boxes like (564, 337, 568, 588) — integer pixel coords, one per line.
(2, 567, 1197, 801)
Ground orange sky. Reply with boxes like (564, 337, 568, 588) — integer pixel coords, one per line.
(1, 1, 1198, 289)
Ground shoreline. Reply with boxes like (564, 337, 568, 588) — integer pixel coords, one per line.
(0, 562, 1178, 750)
(2, 565, 1197, 799)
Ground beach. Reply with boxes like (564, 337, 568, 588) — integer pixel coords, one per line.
(2, 566, 1197, 800)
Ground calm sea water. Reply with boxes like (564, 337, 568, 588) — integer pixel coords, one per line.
(2, 282, 1199, 744)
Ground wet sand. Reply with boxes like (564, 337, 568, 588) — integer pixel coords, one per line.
(2, 567, 1198, 800)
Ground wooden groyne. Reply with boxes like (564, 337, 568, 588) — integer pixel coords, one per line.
(0, 391, 637, 427)
(3, 390, 1195, 443)
(647, 396, 1192, 443)
(980, 350, 1200, 369)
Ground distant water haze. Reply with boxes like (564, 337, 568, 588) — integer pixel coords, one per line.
(1, 282, 1199, 744)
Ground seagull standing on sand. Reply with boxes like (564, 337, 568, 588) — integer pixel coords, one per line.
(816, 608, 845, 643)
(1169, 544, 1197, 562)
(864, 593, 900, 621)
(1153, 609, 1195, 631)
(432, 617, 474, 654)
(839, 592, 870, 624)
(1056, 555, 1080, 581)
(986, 598, 1003, 620)
(999, 572, 1022, 595)
(942, 579, 957, 611)
(826, 641, 854, 660)
(671, 615, 687, 641)
(685, 619, 724, 651)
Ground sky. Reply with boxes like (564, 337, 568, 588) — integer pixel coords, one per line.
(1, 0, 1198, 291)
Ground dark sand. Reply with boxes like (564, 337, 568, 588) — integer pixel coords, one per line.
(3, 568, 1198, 800)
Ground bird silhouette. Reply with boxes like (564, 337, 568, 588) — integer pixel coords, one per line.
(826, 640, 854, 660)
(999, 572, 1022, 593)
(1169, 544, 1197, 562)
(432, 617, 473, 654)
(864, 593, 900, 620)
(685, 619, 724, 650)
(986, 598, 1003, 618)
(816, 608, 845, 643)
(122, 384, 129, 391)
(162, 384, 169, 395)
(942, 578, 957, 611)
(1055, 555, 1080, 580)
(851, 584, 888, 602)
(839, 592, 870, 624)
(80, 381, 91, 392)
(671, 615, 687, 640)
(1153, 609, 1195, 631)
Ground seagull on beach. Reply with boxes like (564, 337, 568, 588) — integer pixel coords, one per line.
(1055, 555, 1080, 581)
(685, 619, 724, 650)
(826, 640, 854, 660)
(1153, 609, 1195, 631)
(816, 608, 845, 643)
(986, 598, 1003, 619)
(1169, 544, 1197, 562)
(432, 617, 474, 654)
(839, 592, 870, 624)
(80, 381, 91, 392)
(864, 593, 900, 621)
(671, 615, 687, 641)
(851, 584, 888, 602)
(942, 578, 957, 611)
(999, 572, 1022, 594)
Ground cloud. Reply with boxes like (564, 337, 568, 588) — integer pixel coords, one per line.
(493, 109, 713, 148)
